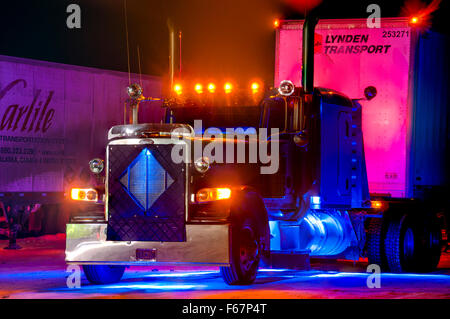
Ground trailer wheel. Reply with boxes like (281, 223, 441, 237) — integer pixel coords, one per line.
(384, 215, 417, 273)
(367, 218, 385, 268)
(416, 213, 441, 272)
(220, 215, 261, 285)
(82, 265, 125, 284)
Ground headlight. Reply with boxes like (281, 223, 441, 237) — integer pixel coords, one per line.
(194, 157, 210, 173)
(195, 187, 231, 203)
(89, 158, 104, 174)
(71, 188, 98, 202)
(278, 80, 295, 96)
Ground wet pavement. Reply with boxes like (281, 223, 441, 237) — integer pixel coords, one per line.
(0, 234, 449, 299)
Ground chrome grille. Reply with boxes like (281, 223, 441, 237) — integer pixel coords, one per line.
(107, 142, 186, 242)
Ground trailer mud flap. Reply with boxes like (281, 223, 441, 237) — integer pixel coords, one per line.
(107, 144, 186, 242)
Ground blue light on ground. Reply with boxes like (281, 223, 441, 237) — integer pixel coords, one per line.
(0, 270, 63, 280)
(143, 271, 217, 277)
(100, 283, 203, 290)
(4, 268, 449, 295)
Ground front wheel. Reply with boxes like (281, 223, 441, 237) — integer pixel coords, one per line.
(220, 216, 262, 285)
(82, 265, 125, 284)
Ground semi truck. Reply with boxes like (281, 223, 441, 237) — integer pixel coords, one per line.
(0, 55, 162, 237)
(66, 15, 448, 285)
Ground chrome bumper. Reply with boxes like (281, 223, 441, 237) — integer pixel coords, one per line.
(65, 223, 230, 266)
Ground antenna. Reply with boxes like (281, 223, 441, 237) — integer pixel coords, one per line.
(167, 19, 175, 91)
(178, 30, 182, 77)
(124, 0, 131, 86)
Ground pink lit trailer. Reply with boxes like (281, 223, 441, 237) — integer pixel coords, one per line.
(275, 18, 449, 199)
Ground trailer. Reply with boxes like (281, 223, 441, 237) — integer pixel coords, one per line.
(66, 15, 448, 285)
(0, 55, 162, 236)
(275, 17, 449, 200)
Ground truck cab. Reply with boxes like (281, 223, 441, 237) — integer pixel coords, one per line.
(66, 15, 443, 285)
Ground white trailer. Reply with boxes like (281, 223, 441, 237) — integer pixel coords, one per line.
(0, 55, 163, 234)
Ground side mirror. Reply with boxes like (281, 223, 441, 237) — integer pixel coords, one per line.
(364, 86, 377, 100)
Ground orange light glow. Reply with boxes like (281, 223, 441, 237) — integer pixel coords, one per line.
(251, 82, 260, 94)
(273, 19, 280, 28)
(173, 84, 183, 95)
(194, 83, 203, 94)
(71, 188, 98, 202)
(410, 16, 419, 24)
(196, 187, 231, 203)
(207, 83, 216, 93)
(224, 82, 233, 94)
(371, 201, 383, 209)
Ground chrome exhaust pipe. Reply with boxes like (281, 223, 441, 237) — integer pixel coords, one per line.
(302, 14, 319, 94)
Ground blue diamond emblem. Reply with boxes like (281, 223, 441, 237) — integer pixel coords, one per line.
(119, 148, 173, 212)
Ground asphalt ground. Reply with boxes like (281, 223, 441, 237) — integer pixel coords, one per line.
(0, 234, 449, 299)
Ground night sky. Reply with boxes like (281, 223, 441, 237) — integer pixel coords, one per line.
(0, 0, 448, 87)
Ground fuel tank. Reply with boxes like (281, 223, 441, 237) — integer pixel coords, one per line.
(270, 209, 357, 256)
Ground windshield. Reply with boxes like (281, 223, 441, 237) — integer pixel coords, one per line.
(167, 106, 261, 133)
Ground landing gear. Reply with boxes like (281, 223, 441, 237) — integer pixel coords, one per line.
(83, 265, 125, 284)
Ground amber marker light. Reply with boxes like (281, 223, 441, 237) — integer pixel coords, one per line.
(251, 82, 260, 94)
(273, 19, 280, 28)
(371, 201, 383, 209)
(207, 83, 216, 93)
(196, 187, 231, 203)
(173, 83, 183, 95)
(194, 83, 203, 94)
(224, 82, 233, 94)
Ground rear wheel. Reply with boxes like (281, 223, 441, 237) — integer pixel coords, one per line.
(220, 216, 261, 285)
(384, 212, 442, 273)
(416, 212, 441, 272)
(385, 215, 416, 273)
(83, 265, 125, 284)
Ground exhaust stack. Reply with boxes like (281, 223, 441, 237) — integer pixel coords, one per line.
(302, 14, 319, 94)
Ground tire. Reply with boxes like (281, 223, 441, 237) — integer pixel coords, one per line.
(384, 215, 417, 273)
(220, 216, 261, 285)
(220, 191, 266, 285)
(82, 265, 125, 284)
(366, 218, 386, 269)
(416, 212, 441, 272)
